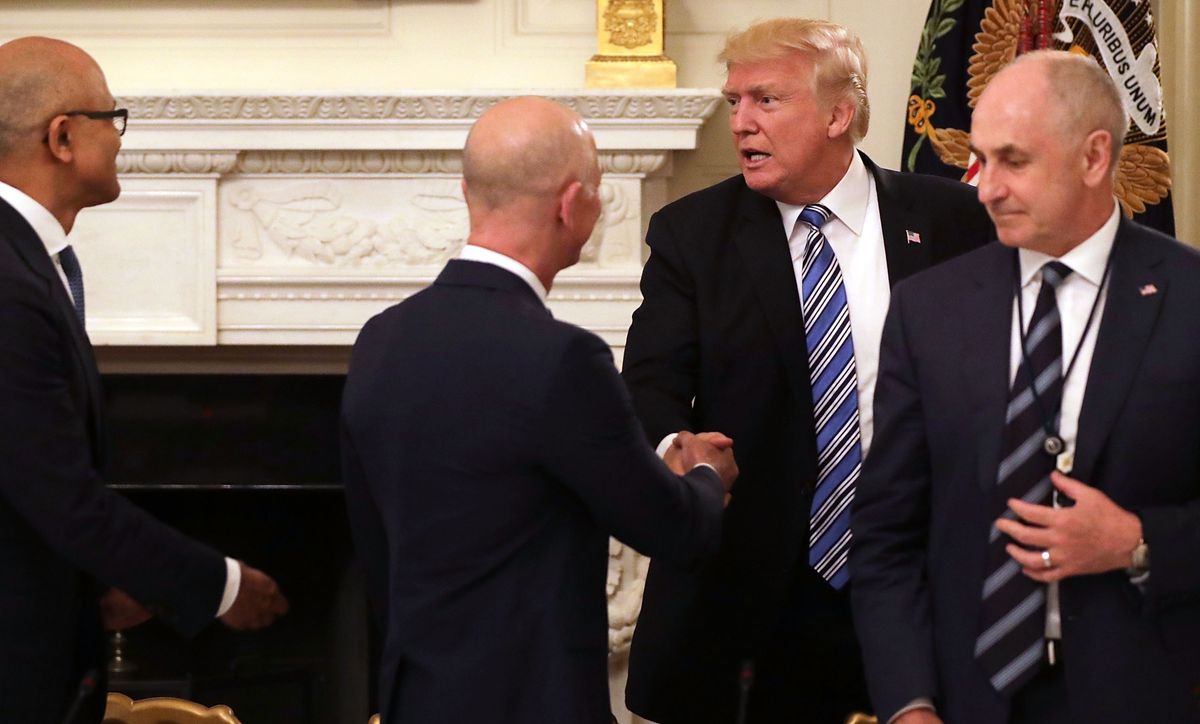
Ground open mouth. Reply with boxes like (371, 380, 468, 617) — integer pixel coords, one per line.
(741, 150, 770, 164)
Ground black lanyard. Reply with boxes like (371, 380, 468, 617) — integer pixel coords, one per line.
(1012, 249, 1112, 459)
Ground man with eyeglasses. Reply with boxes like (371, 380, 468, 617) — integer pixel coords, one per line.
(0, 37, 289, 723)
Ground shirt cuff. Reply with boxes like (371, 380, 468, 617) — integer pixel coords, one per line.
(888, 698, 936, 724)
(216, 557, 241, 618)
(655, 432, 678, 458)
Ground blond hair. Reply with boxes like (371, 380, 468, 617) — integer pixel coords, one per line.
(720, 18, 870, 142)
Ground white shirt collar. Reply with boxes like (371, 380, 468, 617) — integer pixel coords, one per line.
(776, 150, 870, 238)
(1018, 202, 1121, 288)
(458, 244, 549, 305)
(0, 180, 69, 256)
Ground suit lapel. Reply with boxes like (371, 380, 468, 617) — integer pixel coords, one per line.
(61, 294, 106, 465)
(961, 244, 1018, 493)
(730, 187, 815, 411)
(866, 154, 934, 287)
(1073, 221, 1165, 484)
(0, 198, 107, 464)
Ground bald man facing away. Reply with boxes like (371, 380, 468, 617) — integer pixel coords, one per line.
(340, 97, 737, 724)
(0, 37, 287, 724)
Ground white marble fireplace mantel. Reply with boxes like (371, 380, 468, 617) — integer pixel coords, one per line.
(77, 90, 722, 349)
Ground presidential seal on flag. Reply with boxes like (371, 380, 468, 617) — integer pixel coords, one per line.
(902, 0, 1174, 234)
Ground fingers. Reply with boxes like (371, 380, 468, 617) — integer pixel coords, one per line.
(100, 588, 152, 631)
(662, 443, 685, 474)
(1005, 544, 1065, 582)
(694, 431, 734, 449)
(1007, 497, 1056, 526)
(994, 517, 1052, 548)
(1050, 470, 1088, 498)
(220, 564, 289, 630)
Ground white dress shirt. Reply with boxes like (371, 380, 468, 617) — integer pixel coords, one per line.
(657, 152, 890, 462)
(1011, 202, 1120, 643)
(777, 150, 889, 456)
(0, 180, 241, 618)
(458, 243, 549, 306)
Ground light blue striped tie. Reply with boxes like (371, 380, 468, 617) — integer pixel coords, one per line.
(58, 245, 86, 326)
(799, 204, 861, 591)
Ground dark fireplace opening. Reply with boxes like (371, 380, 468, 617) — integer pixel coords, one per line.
(100, 373, 375, 724)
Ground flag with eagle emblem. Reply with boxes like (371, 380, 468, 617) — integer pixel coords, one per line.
(902, 0, 1174, 234)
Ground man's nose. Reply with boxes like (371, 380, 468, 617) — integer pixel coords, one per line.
(729, 103, 757, 135)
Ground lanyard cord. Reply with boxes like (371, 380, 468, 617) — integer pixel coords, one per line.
(1012, 248, 1113, 443)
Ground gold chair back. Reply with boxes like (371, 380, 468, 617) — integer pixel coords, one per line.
(844, 714, 879, 724)
(368, 715, 381, 724)
(103, 693, 242, 724)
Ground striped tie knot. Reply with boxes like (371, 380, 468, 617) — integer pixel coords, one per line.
(1041, 261, 1072, 289)
(799, 204, 833, 231)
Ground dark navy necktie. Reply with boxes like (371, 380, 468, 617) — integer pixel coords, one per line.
(798, 203, 861, 591)
(58, 245, 86, 325)
(975, 261, 1072, 695)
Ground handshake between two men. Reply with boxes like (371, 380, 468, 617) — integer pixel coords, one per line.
(666, 431, 740, 506)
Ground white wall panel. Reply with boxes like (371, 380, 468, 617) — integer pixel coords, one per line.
(72, 178, 217, 344)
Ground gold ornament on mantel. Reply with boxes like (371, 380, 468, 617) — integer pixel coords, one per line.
(586, 0, 677, 88)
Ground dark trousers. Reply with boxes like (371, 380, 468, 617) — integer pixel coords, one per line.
(636, 566, 870, 724)
(1009, 644, 1070, 724)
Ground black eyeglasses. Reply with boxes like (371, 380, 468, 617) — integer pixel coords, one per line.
(66, 108, 128, 136)
(44, 108, 128, 141)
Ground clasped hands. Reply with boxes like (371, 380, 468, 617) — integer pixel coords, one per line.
(663, 431, 738, 505)
(995, 471, 1142, 582)
(101, 561, 289, 632)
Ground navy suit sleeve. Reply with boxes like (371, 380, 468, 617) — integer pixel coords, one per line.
(1138, 493, 1200, 606)
(340, 417, 390, 630)
(0, 282, 224, 635)
(622, 210, 699, 445)
(850, 283, 939, 720)
(541, 332, 723, 566)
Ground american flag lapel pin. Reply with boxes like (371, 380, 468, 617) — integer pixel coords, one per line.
(1139, 283, 1158, 297)
(905, 229, 922, 245)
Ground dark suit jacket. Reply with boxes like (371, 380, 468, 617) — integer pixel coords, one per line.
(340, 259, 725, 724)
(0, 197, 226, 723)
(622, 153, 993, 723)
(852, 219, 1200, 723)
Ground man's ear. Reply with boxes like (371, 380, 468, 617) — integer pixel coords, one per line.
(558, 180, 583, 228)
(45, 115, 74, 163)
(1081, 129, 1116, 188)
(827, 99, 855, 140)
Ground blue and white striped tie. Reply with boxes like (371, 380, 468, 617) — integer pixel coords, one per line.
(799, 204, 861, 591)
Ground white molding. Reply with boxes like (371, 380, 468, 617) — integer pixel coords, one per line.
(85, 90, 720, 349)
(116, 91, 722, 151)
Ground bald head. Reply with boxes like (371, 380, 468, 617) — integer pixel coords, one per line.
(462, 97, 598, 211)
(0, 37, 108, 159)
(982, 50, 1127, 174)
(971, 49, 1123, 254)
